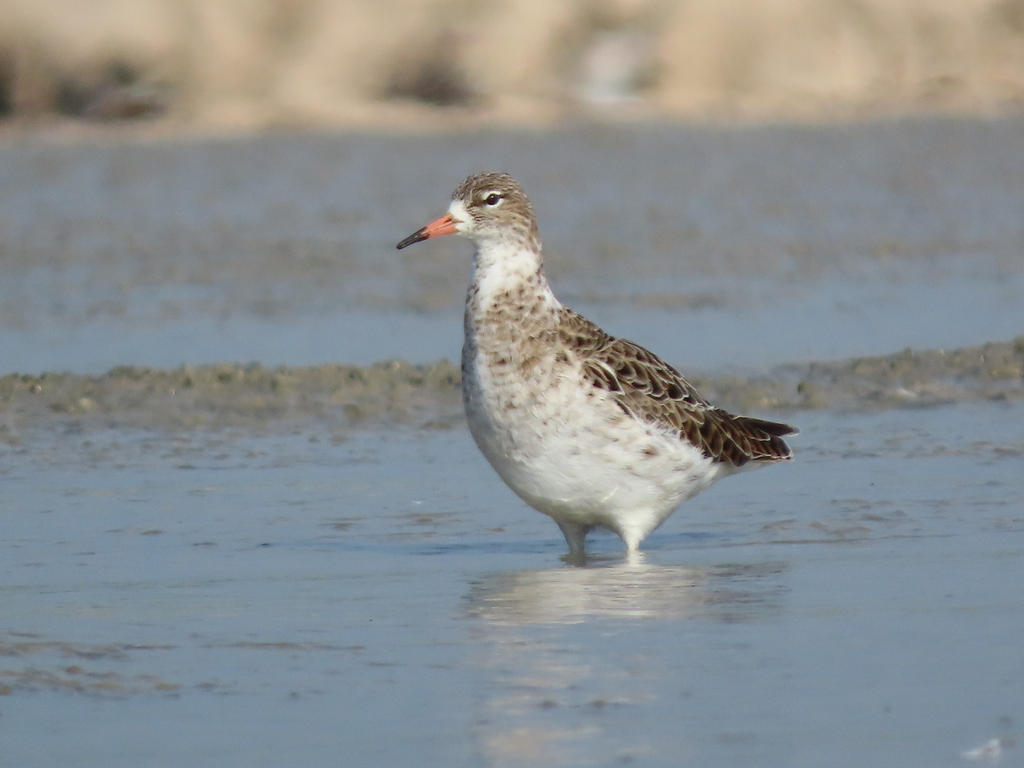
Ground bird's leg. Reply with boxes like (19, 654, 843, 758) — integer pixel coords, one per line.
(557, 521, 592, 564)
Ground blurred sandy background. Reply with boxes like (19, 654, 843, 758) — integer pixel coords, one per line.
(0, 0, 1022, 131)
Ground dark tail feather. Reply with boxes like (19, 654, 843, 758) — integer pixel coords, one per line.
(729, 415, 798, 463)
(737, 416, 799, 437)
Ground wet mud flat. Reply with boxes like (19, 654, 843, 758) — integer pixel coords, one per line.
(0, 359, 464, 435)
(1, 337, 1022, 438)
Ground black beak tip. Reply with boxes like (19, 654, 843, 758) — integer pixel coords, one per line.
(396, 229, 428, 250)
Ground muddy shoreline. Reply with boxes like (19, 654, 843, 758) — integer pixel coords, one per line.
(2, 337, 1021, 436)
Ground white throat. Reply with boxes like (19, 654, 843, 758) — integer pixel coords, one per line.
(448, 199, 559, 313)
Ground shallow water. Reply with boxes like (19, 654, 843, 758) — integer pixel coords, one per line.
(1, 404, 1022, 766)
(1, 118, 1023, 766)
(1, 118, 1023, 375)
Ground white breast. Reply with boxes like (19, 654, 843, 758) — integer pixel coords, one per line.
(462, 324, 727, 540)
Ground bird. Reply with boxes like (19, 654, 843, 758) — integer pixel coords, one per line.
(397, 172, 796, 559)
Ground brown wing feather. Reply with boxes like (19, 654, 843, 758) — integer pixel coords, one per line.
(559, 310, 796, 467)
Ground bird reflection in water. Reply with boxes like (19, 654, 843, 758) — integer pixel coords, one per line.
(463, 559, 789, 766)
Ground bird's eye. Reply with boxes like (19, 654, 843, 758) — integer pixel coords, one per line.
(484, 193, 502, 206)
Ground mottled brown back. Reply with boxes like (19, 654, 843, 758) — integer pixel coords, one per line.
(559, 310, 796, 467)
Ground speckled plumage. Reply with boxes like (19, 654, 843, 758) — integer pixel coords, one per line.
(398, 172, 796, 558)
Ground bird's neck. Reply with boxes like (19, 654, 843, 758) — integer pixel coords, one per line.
(464, 239, 561, 336)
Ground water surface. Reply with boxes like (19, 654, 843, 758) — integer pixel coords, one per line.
(1, 118, 1022, 375)
(1, 119, 1022, 766)
(1, 404, 1022, 766)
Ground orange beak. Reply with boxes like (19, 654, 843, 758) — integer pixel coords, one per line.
(396, 213, 458, 250)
